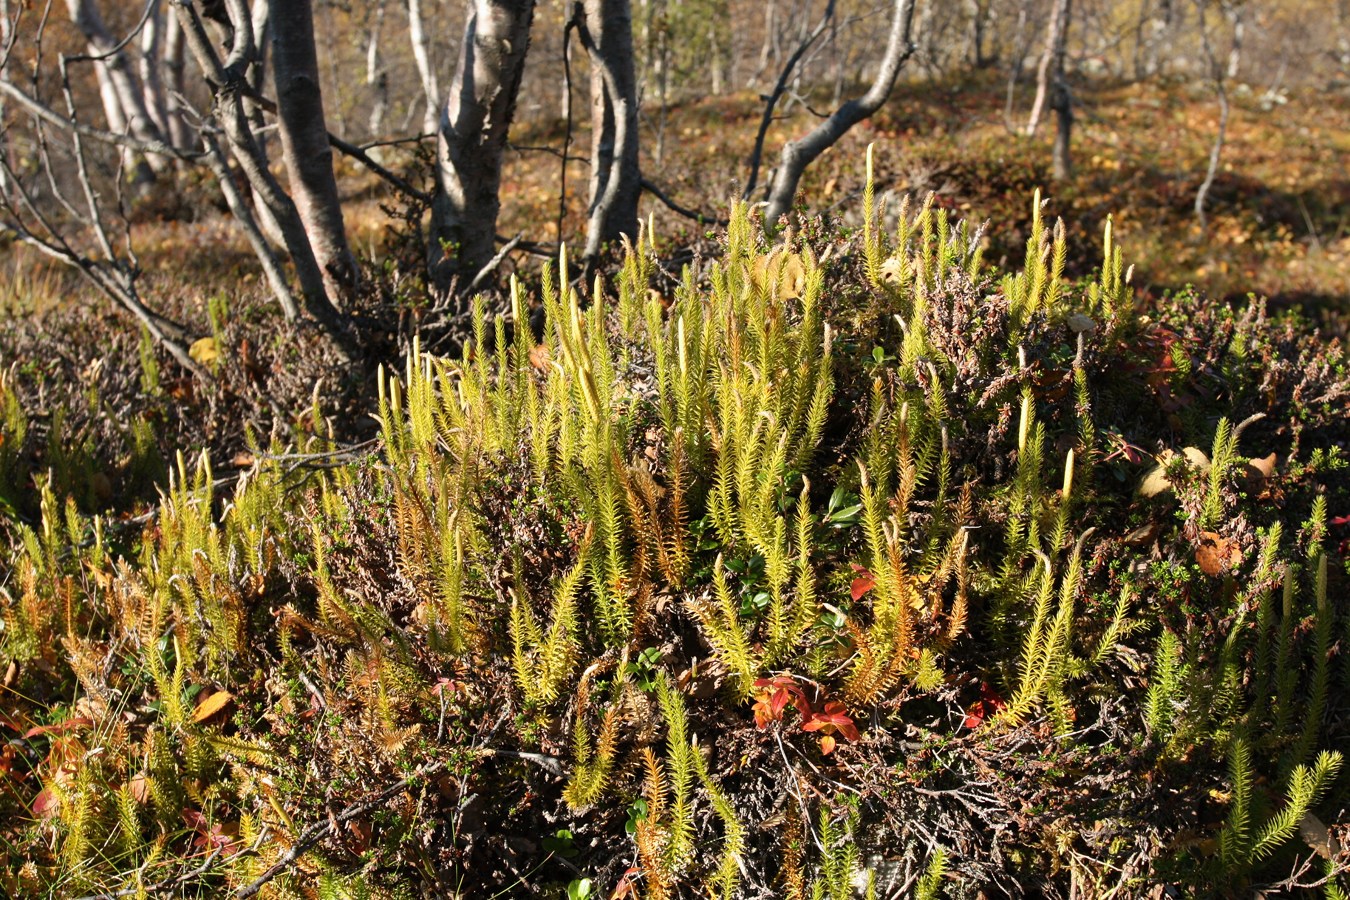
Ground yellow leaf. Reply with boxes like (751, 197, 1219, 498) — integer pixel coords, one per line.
(189, 336, 218, 366)
(192, 689, 233, 724)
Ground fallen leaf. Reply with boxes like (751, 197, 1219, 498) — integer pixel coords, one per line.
(879, 256, 905, 283)
(1123, 522, 1163, 546)
(1066, 313, 1097, 334)
(1137, 465, 1173, 498)
(22, 717, 92, 740)
(1299, 811, 1338, 860)
(1182, 447, 1211, 471)
(778, 253, 806, 300)
(1139, 447, 1210, 498)
(1196, 532, 1241, 578)
(1246, 452, 1277, 480)
(189, 336, 218, 366)
(612, 867, 641, 900)
(191, 689, 234, 724)
(348, 818, 373, 853)
(33, 788, 58, 819)
(128, 771, 152, 804)
(850, 568, 876, 601)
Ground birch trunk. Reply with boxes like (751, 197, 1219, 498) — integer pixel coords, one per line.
(170, 0, 347, 344)
(1194, 0, 1242, 227)
(366, 0, 389, 136)
(162, 9, 193, 149)
(1049, 0, 1072, 180)
(271, 0, 360, 304)
(428, 0, 535, 293)
(408, 0, 442, 134)
(139, 2, 171, 139)
(1026, 0, 1069, 136)
(66, 0, 168, 178)
(580, 0, 641, 264)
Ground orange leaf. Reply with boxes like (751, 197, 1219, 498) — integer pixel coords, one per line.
(191, 690, 234, 724)
(1196, 532, 1241, 578)
(819, 734, 837, 755)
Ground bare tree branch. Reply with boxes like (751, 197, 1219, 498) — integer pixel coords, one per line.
(641, 176, 725, 226)
(742, 0, 837, 203)
(762, 0, 919, 227)
(0, 78, 199, 159)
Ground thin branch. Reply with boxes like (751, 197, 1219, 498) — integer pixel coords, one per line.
(742, 0, 838, 202)
(640, 176, 726, 226)
(224, 79, 430, 203)
(232, 761, 450, 898)
(64, 0, 157, 65)
(558, 11, 578, 243)
(508, 142, 589, 165)
(468, 232, 523, 293)
(762, 0, 918, 227)
(358, 132, 433, 151)
(0, 78, 200, 160)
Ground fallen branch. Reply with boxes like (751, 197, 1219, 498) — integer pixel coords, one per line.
(233, 760, 449, 898)
(72, 829, 271, 900)
(232, 745, 563, 898)
(469, 232, 524, 293)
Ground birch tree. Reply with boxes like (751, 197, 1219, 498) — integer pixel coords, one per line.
(1194, 0, 1243, 228)
(65, 0, 170, 183)
(578, 0, 642, 266)
(1025, 0, 1069, 137)
(428, 0, 535, 293)
(271, 0, 361, 303)
(761, 0, 918, 228)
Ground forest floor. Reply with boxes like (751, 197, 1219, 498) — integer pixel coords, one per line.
(2, 73, 1347, 329)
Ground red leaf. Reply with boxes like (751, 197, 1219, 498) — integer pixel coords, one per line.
(33, 788, 58, 818)
(182, 808, 209, 832)
(22, 717, 92, 740)
(962, 683, 1007, 729)
(612, 867, 642, 899)
(1330, 515, 1350, 528)
(834, 717, 860, 743)
(850, 570, 876, 601)
(962, 703, 986, 730)
(802, 702, 859, 743)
